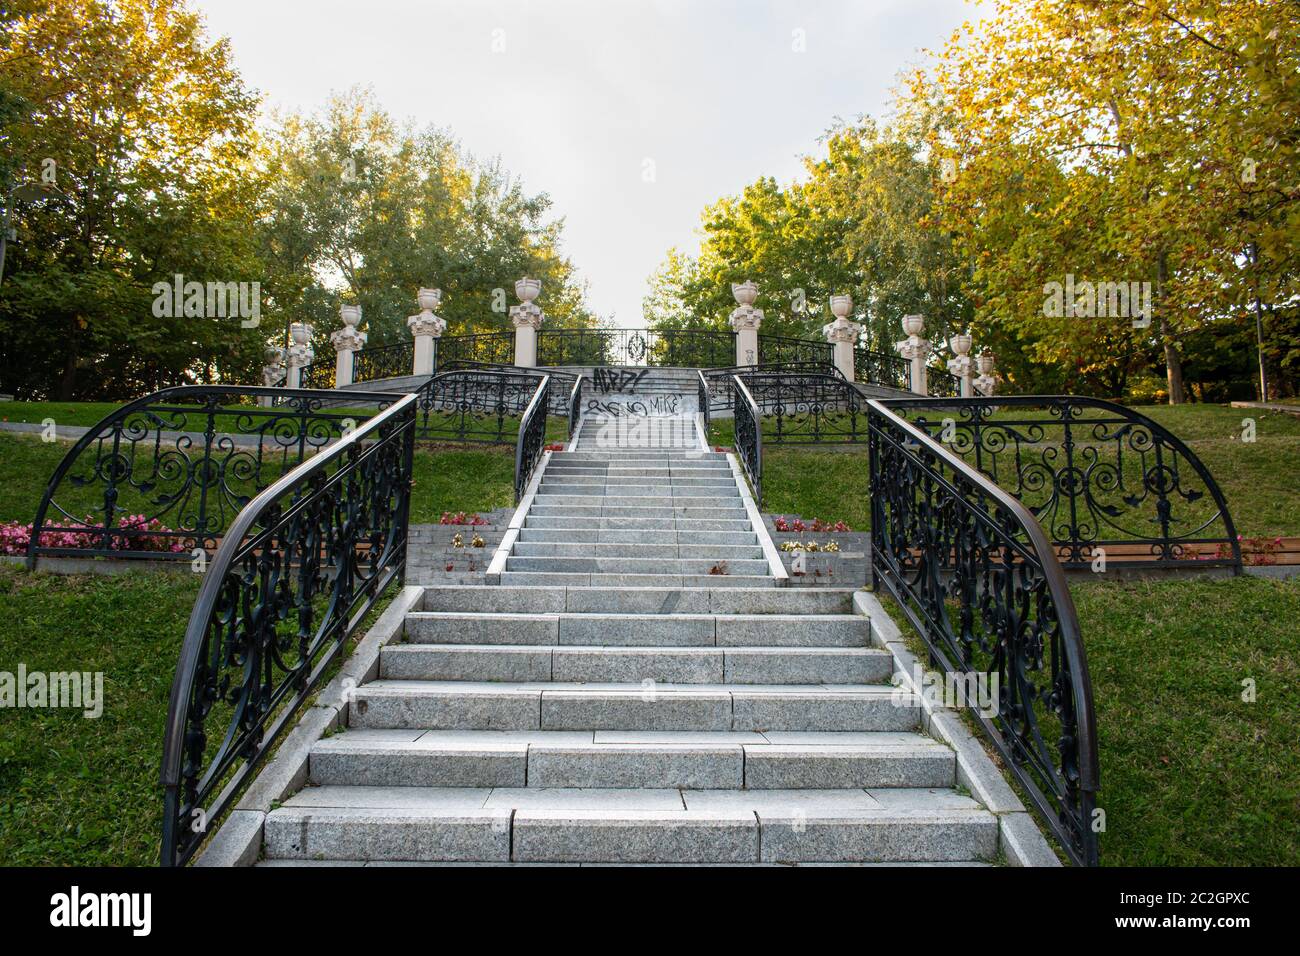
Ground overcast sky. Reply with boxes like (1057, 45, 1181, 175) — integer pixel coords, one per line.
(193, 0, 976, 324)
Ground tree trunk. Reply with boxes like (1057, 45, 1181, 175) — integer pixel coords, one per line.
(1156, 254, 1185, 404)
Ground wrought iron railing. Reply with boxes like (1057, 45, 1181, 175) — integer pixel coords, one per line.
(879, 396, 1243, 571)
(412, 369, 548, 445)
(926, 362, 963, 398)
(159, 392, 417, 866)
(438, 358, 580, 418)
(697, 369, 711, 438)
(855, 347, 911, 391)
(758, 334, 833, 366)
(28, 386, 397, 565)
(536, 327, 735, 367)
(739, 371, 866, 445)
(436, 331, 515, 368)
(299, 358, 337, 390)
(566, 373, 584, 440)
(700, 361, 843, 414)
(515, 375, 551, 502)
(352, 341, 414, 382)
(866, 399, 1099, 865)
(732, 375, 762, 505)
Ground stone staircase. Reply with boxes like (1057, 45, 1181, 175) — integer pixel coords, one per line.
(256, 385, 1000, 865)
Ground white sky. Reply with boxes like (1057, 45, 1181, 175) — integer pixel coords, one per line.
(193, 0, 976, 324)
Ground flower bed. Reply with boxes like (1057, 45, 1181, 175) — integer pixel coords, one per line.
(1, 515, 188, 556)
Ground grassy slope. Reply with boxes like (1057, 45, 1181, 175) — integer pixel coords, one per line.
(0, 567, 199, 865)
(1073, 575, 1300, 865)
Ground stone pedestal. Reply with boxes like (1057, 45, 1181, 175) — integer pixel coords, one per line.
(260, 347, 285, 406)
(823, 295, 862, 381)
(729, 280, 762, 366)
(974, 350, 996, 396)
(510, 278, 543, 368)
(331, 305, 366, 387)
(895, 314, 930, 395)
(285, 322, 313, 390)
(947, 332, 974, 398)
(408, 289, 446, 376)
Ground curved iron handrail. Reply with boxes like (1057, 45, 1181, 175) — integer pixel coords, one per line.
(159, 393, 417, 866)
(738, 371, 866, 444)
(879, 396, 1243, 571)
(866, 399, 1100, 865)
(515, 374, 551, 502)
(566, 373, 584, 440)
(701, 361, 845, 413)
(412, 368, 549, 445)
(697, 369, 711, 438)
(731, 375, 762, 506)
(27, 385, 400, 566)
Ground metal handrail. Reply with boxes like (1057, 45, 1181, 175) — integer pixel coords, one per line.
(159, 392, 417, 866)
(566, 374, 584, 439)
(515, 374, 551, 502)
(866, 398, 1099, 865)
(731, 375, 762, 506)
(27, 384, 402, 566)
(878, 395, 1243, 570)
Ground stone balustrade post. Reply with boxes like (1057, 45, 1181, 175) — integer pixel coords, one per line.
(974, 350, 997, 396)
(407, 288, 446, 376)
(823, 294, 862, 381)
(895, 314, 930, 395)
(510, 277, 543, 367)
(331, 304, 366, 387)
(285, 322, 314, 390)
(948, 332, 974, 398)
(260, 346, 285, 406)
(729, 280, 762, 366)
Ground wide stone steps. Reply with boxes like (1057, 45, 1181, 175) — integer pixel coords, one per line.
(404, 611, 869, 646)
(305, 730, 954, 790)
(497, 572, 779, 588)
(347, 681, 919, 732)
(419, 586, 856, 615)
(511, 542, 762, 559)
(524, 515, 752, 531)
(503, 557, 770, 575)
(516, 528, 758, 545)
(380, 644, 892, 683)
(262, 788, 997, 864)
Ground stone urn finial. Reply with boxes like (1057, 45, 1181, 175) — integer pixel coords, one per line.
(902, 314, 925, 337)
(339, 304, 362, 328)
(417, 288, 442, 313)
(977, 350, 995, 376)
(830, 294, 853, 320)
(731, 280, 759, 307)
(950, 332, 973, 357)
(290, 322, 313, 347)
(515, 277, 541, 303)
(264, 345, 285, 365)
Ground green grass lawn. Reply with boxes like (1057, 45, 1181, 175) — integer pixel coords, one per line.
(0, 566, 199, 865)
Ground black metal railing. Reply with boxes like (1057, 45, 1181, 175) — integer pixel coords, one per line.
(515, 375, 551, 502)
(159, 393, 417, 866)
(412, 369, 549, 445)
(926, 362, 963, 398)
(855, 347, 911, 391)
(732, 375, 762, 506)
(879, 396, 1242, 570)
(352, 342, 414, 382)
(867, 399, 1100, 865)
(567, 373, 584, 440)
(28, 386, 397, 565)
(697, 369, 711, 438)
(436, 331, 514, 368)
(536, 327, 736, 367)
(701, 361, 843, 414)
(739, 371, 866, 445)
(758, 334, 833, 366)
(438, 358, 580, 418)
(299, 358, 337, 390)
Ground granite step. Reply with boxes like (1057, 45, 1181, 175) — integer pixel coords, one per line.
(419, 586, 856, 615)
(515, 528, 758, 545)
(502, 556, 771, 576)
(510, 542, 764, 560)
(381, 643, 891, 683)
(306, 730, 953, 790)
(347, 681, 920, 732)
